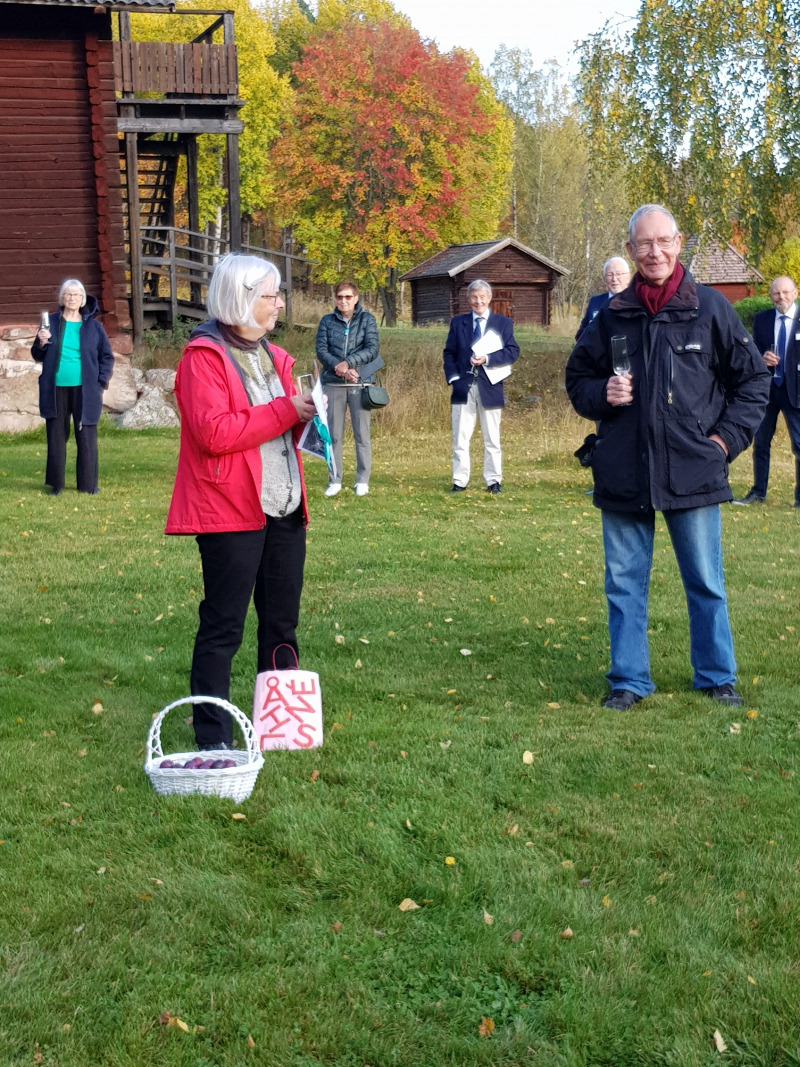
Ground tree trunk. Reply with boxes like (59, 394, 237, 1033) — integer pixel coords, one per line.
(378, 265, 398, 327)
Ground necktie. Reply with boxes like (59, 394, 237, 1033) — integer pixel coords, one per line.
(473, 316, 483, 344)
(775, 315, 787, 386)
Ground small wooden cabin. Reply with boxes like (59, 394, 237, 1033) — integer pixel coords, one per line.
(400, 238, 569, 326)
(680, 233, 763, 303)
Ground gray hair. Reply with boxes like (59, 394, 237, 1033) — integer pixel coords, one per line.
(628, 204, 679, 243)
(467, 279, 492, 298)
(602, 257, 630, 276)
(59, 278, 86, 307)
(206, 252, 282, 329)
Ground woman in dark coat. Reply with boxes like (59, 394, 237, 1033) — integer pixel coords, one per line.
(31, 279, 114, 496)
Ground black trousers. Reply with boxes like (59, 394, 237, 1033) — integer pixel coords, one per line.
(190, 508, 306, 746)
(45, 386, 98, 493)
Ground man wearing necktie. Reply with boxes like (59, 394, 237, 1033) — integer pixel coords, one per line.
(735, 276, 800, 507)
(443, 279, 519, 494)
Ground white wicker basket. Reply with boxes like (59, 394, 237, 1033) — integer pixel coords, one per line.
(144, 696, 264, 803)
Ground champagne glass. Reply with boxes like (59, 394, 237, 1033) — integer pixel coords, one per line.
(297, 374, 314, 396)
(611, 335, 631, 405)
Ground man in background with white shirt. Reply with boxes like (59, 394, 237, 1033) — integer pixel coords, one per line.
(735, 275, 800, 507)
(442, 279, 519, 494)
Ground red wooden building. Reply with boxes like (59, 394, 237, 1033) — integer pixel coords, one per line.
(0, 0, 244, 341)
(680, 233, 764, 303)
(399, 238, 569, 326)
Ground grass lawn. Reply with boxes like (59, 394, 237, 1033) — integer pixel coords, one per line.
(2, 368, 800, 1064)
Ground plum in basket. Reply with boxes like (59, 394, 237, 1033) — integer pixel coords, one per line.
(159, 759, 175, 769)
(222, 759, 237, 768)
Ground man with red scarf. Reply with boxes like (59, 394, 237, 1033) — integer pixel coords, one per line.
(566, 204, 770, 711)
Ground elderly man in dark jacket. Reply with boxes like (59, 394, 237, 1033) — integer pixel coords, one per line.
(566, 204, 770, 711)
(316, 281, 380, 498)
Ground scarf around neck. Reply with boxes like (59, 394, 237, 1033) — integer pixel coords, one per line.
(633, 261, 684, 316)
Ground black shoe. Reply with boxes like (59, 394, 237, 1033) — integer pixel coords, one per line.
(602, 689, 643, 711)
(486, 482, 502, 494)
(451, 484, 467, 493)
(47, 487, 63, 496)
(732, 489, 765, 505)
(698, 683, 743, 706)
(198, 741, 234, 751)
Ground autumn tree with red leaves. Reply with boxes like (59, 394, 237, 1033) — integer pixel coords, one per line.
(271, 19, 511, 324)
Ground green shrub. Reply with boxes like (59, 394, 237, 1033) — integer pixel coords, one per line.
(732, 295, 773, 331)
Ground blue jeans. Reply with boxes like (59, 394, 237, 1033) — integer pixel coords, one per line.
(752, 381, 800, 503)
(601, 506, 737, 695)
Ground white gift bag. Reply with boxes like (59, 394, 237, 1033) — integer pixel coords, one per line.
(252, 645, 323, 751)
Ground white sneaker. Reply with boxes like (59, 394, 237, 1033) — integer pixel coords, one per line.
(324, 483, 342, 497)
(354, 483, 369, 497)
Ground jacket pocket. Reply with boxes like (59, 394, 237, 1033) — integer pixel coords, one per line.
(591, 432, 640, 502)
(663, 419, 728, 496)
(200, 453, 233, 484)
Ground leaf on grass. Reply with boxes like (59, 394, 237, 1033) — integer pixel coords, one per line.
(231, 812, 246, 821)
(78, 748, 87, 758)
(92, 701, 103, 715)
(354, 659, 362, 669)
(154, 613, 163, 622)
(439, 739, 452, 750)
(547, 702, 560, 709)
(97, 866, 106, 875)
(713, 1030, 727, 1053)
(447, 688, 456, 694)
(460, 648, 473, 656)
(310, 769, 320, 782)
(331, 921, 342, 933)
(602, 895, 612, 908)
(644, 895, 657, 905)
(445, 856, 456, 866)
(479, 1017, 495, 1037)
(730, 722, 741, 734)
(560, 926, 574, 939)
(331, 722, 343, 730)
(151, 878, 164, 886)
(522, 751, 534, 765)
(184, 715, 193, 725)
(359, 638, 370, 644)
(247, 1034, 255, 1048)
(483, 908, 494, 925)
(561, 860, 573, 869)
(398, 897, 420, 912)
(334, 634, 345, 644)
(747, 709, 758, 719)
(628, 928, 639, 937)
(511, 929, 522, 943)
(400, 750, 408, 759)
(747, 975, 756, 985)
(74, 924, 84, 933)
(139, 893, 152, 902)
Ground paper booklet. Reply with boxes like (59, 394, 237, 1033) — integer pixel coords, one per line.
(297, 374, 338, 481)
(472, 327, 512, 385)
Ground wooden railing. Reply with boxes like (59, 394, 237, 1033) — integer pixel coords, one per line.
(113, 41, 238, 97)
(138, 226, 310, 327)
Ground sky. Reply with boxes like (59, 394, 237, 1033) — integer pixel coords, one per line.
(391, 0, 642, 73)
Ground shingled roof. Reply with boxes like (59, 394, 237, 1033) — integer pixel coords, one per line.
(400, 238, 569, 282)
(680, 233, 764, 286)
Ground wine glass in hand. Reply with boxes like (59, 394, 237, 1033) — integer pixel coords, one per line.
(610, 335, 631, 405)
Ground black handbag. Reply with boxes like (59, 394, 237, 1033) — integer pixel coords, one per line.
(360, 382, 389, 410)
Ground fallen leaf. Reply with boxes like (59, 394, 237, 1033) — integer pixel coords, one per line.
(460, 648, 473, 657)
(547, 702, 560, 709)
(628, 928, 639, 937)
(400, 750, 408, 758)
(398, 897, 420, 912)
(602, 895, 612, 908)
(139, 893, 152, 902)
(78, 748, 87, 757)
(154, 613, 163, 622)
(74, 924, 84, 933)
(522, 750, 534, 765)
(310, 769, 320, 782)
(445, 856, 456, 866)
(92, 701, 103, 715)
(231, 812, 246, 821)
(479, 1017, 495, 1038)
(561, 860, 573, 869)
(747, 975, 756, 985)
(151, 878, 164, 886)
(359, 637, 370, 644)
(747, 709, 758, 719)
(644, 895, 657, 905)
(247, 1034, 255, 1048)
(331, 722, 343, 730)
(560, 926, 574, 939)
(447, 688, 456, 694)
(483, 908, 494, 925)
(702, 969, 712, 977)
(374, 929, 386, 938)
(439, 739, 452, 749)
(730, 722, 741, 734)
(97, 866, 106, 875)
(511, 929, 522, 943)
(713, 1029, 727, 1053)
(331, 921, 342, 932)
(334, 634, 345, 644)
(354, 658, 362, 669)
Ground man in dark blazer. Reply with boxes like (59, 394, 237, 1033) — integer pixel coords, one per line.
(735, 275, 800, 507)
(443, 279, 519, 493)
(576, 257, 631, 341)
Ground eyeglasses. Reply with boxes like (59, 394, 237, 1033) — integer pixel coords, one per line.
(260, 291, 284, 303)
(605, 272, 629, 280)
(335, 293, 357, 301)
(630, 235, 678, 253)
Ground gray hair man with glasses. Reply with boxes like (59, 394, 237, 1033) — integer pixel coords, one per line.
(566, 203, 769, 712)
(576, 256, 632, 341)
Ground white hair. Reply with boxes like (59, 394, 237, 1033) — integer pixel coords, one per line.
(58, 278, 86, 306)
(628, 204, 679, 243)
(603, 257, 630, 276)
(206, 253, 282, 329)
(467, 278, 492, 298)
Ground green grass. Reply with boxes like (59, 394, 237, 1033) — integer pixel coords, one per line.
(2, 402, 800, 1065)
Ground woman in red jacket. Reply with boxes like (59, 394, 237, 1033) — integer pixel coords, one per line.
(166, 253, 316, 749)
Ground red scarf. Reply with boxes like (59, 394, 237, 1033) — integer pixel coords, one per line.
(633, 261, 684, 315)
